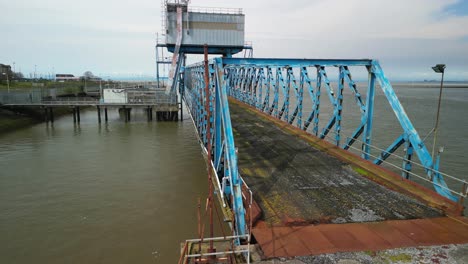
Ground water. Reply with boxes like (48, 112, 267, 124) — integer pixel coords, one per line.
(0, 86, 467, 263)
(0, 110, 209, 263)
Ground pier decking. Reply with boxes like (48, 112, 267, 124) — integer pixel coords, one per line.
(229, 99, 468, 258)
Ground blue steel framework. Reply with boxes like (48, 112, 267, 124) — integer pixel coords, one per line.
(181, 57, 459, 243)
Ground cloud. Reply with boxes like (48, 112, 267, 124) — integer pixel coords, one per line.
(0, 0, 467, 80)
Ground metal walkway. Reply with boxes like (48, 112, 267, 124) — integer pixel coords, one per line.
(181, 57, 467, 260)
(230, 101, 443, 226)
(228, 99, 468, 258)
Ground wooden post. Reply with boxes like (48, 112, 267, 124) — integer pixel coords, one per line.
(97, 106, 101, 123)
(73, 107, 76, 123)
(49, 107, 54, 123)
(180, 101, 183, 121)
(76, 106, 81, 123)
(44, 108, 49, 123)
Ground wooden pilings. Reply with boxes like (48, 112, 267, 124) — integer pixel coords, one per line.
(146, 106, 153, 121)
(179, 102, 183, 121)
(44, 107, 54, 123)
(97, 106, 101, 123)
(156, 111, 178, 121)
(72, 106, 81, 123)
(120, 107, 131, 122)
(72, 107, 76, 123)
(66, 106, 180, 124)
(76, 107, 80, 123)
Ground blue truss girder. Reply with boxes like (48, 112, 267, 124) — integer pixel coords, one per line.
(183, 59, 248, 242)
(224, 58, 456, 202)
(287, 67, 301, 127)
(370, 61, 456, 200)
(181, 57, 458, 242)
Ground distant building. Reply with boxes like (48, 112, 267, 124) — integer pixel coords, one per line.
(55, 74, 79, 82)
(0, 64, 12, 80)
(88, 76, 102, 82)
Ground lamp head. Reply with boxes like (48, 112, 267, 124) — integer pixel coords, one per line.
(432, 64, 446, 73)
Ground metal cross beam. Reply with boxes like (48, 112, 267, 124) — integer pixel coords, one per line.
(220, 58, 457, 201)
(180, 57, 460, 244)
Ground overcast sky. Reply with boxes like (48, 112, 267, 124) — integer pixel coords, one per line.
(1, 0, 468, 80)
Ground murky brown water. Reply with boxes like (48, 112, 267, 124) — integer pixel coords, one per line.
(0, 109, 209, 263)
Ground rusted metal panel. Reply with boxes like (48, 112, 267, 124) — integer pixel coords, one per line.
(252, 217, 468, 259)
(290, 226, 336, 255)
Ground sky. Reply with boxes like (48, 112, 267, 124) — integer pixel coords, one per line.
(1, 0, 468, 81)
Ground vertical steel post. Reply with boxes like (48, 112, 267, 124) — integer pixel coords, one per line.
(104, 108, 108, 122)
(313, 67, 321, 136)
(363, 68, 376, 159)
(297, 68, 304, 129)
(49, 107, 54, 123)
(257, 68, 264, 110)
(273, 67, 280, 117)
(214, 72, 222, 170)
(97, 106, 101, 123)
(156, 44, 160, 88)
(73, 107, 77, 123)
(431, 70, 444, 160)
(335, 67, 345, 146)
(203, 44, 214, 254)
(402, 140, 413, 179)
(197, 197, 202, 254)
(44, 107, 49, 123)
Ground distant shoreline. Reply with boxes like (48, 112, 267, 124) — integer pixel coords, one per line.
(391, 82, 468, 89)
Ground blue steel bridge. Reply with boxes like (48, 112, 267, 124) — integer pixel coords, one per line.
(178, 56, 468, 260)
(2, 0, 467, 261)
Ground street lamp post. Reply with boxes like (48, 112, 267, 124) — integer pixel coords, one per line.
(431, 64, 446, 160)
(2, 72, 10, 93)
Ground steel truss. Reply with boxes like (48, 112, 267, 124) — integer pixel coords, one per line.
(181, 57, 459, 243)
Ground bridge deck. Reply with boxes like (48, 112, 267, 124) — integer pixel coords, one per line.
(229, 99, 467, 258)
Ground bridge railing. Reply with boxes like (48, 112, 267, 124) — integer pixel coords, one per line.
(1, 90, 177, 106)
(219, 58, 464, 202)
(182, 57, 467, 245)
(183, 58, 248, 242)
